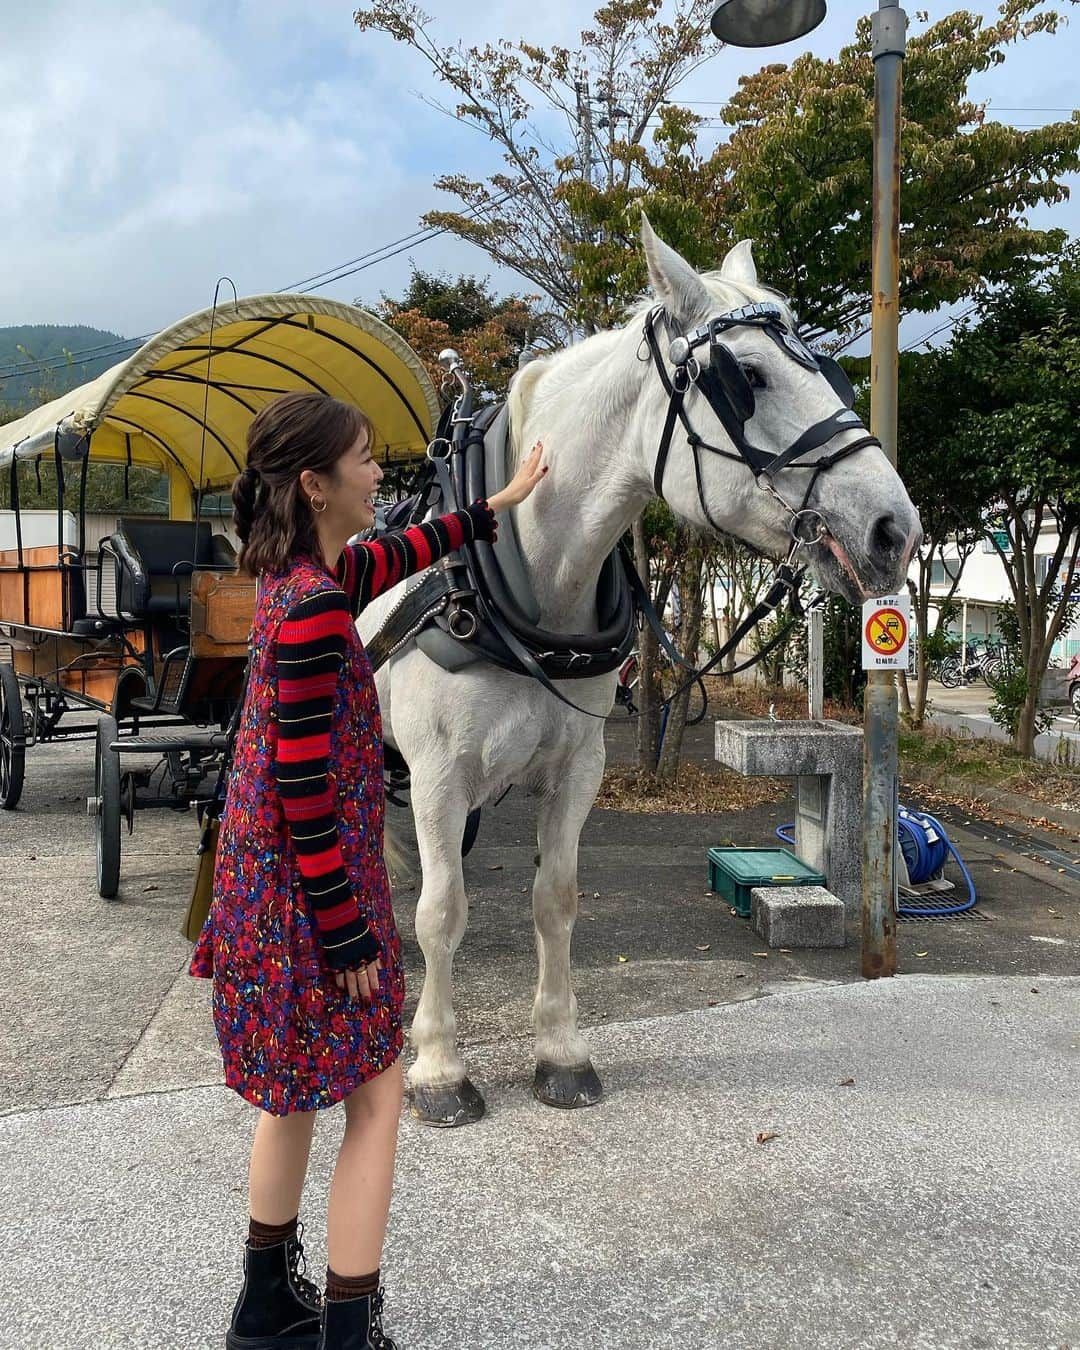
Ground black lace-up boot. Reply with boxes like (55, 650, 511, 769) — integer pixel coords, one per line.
(226, 1224, 323, 1349)
(318, 1286, 398, 1349)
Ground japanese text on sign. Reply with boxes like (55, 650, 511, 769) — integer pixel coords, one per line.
(861, 595, 911, 670)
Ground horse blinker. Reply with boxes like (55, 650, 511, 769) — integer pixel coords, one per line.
(817, 355, 856, 409)
(706, 342, 755, 425)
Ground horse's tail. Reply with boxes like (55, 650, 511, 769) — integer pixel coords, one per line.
(383, 816, 413, 883)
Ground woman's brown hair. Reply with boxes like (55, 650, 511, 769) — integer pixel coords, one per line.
(232, 392, 374, 576)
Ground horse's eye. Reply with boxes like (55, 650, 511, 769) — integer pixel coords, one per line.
(741, 364, 767, 390)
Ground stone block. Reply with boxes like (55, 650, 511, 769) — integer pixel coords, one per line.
(751, 884, 846, 949)
(1039, 667, 1069, 706)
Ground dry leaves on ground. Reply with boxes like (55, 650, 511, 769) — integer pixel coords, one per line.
(596, 762, 787, 815)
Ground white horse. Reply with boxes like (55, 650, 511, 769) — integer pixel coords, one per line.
(359, 218, 921, 1125)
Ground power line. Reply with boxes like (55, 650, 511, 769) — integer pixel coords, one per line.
(284, 186, 520, 295)
(2, 188, 522, 385)
(282, 220, 466, 293)
(665, 98, 1078, 112)
(901, 304, 979, 352)
(0, 335, 148, 383)
(1, 331, 145, 363)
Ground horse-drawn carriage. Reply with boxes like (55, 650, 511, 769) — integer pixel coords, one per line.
(0, 294, 438, 897)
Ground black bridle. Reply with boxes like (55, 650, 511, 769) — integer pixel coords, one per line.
(644, 301, 881, 558)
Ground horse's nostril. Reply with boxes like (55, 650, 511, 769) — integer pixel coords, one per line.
(868, 512, 907, 560)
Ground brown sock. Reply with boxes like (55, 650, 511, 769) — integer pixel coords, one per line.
(325, 1266, 380, 1302)
(248, 1215, 298, 1249)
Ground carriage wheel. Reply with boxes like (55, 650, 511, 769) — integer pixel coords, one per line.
(95, 715, 122, 899)
(0, 665, 26, 810)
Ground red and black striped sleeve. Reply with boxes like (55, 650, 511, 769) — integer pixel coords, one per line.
(337, 501, 497, 616)
(274, 587, 378, 971)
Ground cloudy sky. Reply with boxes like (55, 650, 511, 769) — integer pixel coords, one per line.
(1, 0, 1077, 343)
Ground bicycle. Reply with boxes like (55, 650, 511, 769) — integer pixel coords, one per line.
(935, 641, 1002, 688)
(614, 647, 708, 726)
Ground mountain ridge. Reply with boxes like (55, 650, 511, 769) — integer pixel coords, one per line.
(0, 324, 131, 413)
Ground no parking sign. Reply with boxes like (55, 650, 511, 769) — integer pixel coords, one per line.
(861, 595, 910, 670)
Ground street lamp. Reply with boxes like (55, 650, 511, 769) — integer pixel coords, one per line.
(710, 0, 826, 45)
(710, 0, 908, 979)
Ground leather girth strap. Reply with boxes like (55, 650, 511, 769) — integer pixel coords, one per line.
(447, 405, 637, 678)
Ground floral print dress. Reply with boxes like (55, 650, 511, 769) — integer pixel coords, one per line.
(190, 505, 495, 1115)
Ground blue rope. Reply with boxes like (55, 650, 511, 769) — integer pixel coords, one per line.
(776, 804, 977, 916)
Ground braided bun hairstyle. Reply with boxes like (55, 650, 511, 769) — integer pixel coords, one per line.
(231, 466, 265, 547)
(234, 392, 373, 576)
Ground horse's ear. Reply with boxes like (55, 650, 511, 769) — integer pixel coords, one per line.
(640, 212, 711, 322)
(719, 239, 759, 289)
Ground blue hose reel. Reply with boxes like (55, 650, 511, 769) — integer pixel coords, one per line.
(777, 805, 977, 917)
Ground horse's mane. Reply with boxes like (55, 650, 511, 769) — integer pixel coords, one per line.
(506, 267, 797, 463)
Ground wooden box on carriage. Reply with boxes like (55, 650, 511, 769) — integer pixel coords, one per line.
(189, 569, 256, 658)
(0, 510, 130, 703)
(0, 510, 79, 633)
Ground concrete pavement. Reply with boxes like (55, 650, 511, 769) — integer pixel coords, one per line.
(2, 723, 1079, 1348)
(4, 977, 1079, 1350)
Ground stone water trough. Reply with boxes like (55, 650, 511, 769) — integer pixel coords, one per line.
(715, 719, 863, 948)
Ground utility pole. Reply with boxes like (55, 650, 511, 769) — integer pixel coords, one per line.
(862, 0, 908, 979)
(574, 75, 596, 187)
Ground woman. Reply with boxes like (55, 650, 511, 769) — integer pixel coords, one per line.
(191, 391, 546, 1349)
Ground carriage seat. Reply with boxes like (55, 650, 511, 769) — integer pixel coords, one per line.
(108, 519, 235, 620)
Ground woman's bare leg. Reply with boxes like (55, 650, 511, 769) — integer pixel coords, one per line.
(247, 1107, 318, 1226)
(326, 1060, 404, 1275)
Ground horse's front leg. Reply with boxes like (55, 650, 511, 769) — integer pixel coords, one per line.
(406, 781, 485, 1127)
(532, 752, 605, 1109)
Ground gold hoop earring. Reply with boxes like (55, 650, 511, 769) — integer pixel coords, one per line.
(310, 495, 328, 514)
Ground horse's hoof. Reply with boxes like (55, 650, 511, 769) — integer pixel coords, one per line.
(533, 1060, 603, 1109)
(409, 1077, 486, 1127)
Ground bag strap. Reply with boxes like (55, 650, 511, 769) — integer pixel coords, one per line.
(205, 655, 251, 820)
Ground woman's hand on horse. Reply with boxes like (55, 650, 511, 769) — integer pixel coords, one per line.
(488, 440, 547, 513)
(336, 959, 381, 1003)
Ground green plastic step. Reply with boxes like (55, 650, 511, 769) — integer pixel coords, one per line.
(708, 846, 826, 917)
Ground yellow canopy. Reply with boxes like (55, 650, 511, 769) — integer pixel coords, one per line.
(0, 294, 440, 502)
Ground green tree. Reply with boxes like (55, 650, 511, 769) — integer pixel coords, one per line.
(944, 246, 1080, 755)
(378, 268, 532, 339)
(567, 0, 1080, 332)
(375, 267, 550, 400)
(354, 0, 719, 327)
(893, 349, 986, 726)
(0, 459, 167, 516)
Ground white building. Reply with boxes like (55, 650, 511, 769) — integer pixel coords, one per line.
(916, 527, 1080, 664)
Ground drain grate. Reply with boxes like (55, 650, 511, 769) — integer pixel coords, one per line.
(898, 905, 991, 923)
(1029, 846, 1080, 884)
